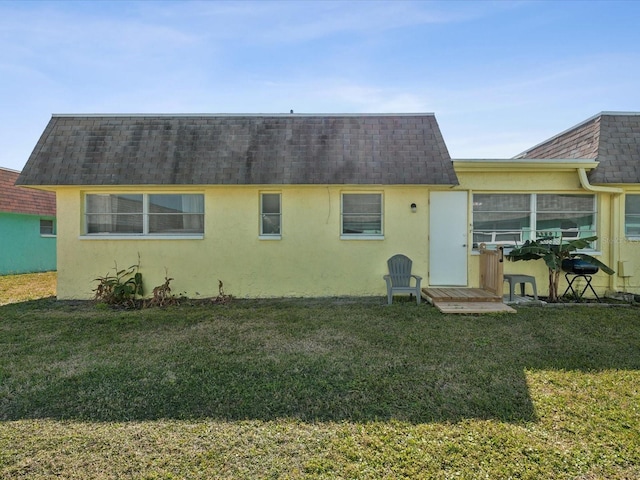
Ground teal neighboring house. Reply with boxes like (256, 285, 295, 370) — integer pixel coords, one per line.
(0, 166, 56, 275)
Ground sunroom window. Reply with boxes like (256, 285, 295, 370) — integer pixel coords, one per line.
(341, 193, 383, 237)
(625, 194, 640, 238)
(472, 194, 530, 246)
(472, 194, 596, 248)
(535, 194, 595, 240)
(85, 194, 204, 236)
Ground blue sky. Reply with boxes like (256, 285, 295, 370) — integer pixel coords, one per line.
(1, 0, 639, 171)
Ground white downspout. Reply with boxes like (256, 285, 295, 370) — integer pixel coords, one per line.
(578, 168, 623, 293)
(577, 168, 623, 195)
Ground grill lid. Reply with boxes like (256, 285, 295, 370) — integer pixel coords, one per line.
(562, 258, 599, 274)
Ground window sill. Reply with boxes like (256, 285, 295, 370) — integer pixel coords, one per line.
(340, 235, 384, 241)
(40, 234, 57, 238)
(80, 234, 204, 240)
(259, 235, 281, 241)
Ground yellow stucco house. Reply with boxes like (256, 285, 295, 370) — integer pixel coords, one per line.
(16, 112, 640, 300)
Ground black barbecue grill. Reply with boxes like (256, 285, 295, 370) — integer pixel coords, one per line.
(561, 258, 600, 301)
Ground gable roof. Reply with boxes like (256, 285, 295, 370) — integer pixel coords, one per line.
(515, 112, 640, 184)
(0, 167, 56, 216)
(16, 114, 457, 187)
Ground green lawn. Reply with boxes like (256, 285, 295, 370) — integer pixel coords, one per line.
(0, 274, 639, 479)
(0, 271, 56, 306)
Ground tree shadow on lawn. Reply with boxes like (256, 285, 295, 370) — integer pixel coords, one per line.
(1, 300, 639, 424)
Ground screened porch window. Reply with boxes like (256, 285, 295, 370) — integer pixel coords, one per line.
(85, 194, 204, 236)
(341, 193, 383, 237)
(472, 194, 596, 248)
(472, 194, 530, 246)
(535, 194, 595, 240)
(625, 194, 640, 238)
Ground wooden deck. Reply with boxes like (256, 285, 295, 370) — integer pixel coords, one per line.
(422, 287, 516, 314)
(423, 287, 501, 303)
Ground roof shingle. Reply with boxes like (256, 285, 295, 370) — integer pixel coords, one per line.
(17, 114, 458, 186)
(0, 167, 56, 216)
(515, 112, 640, 184)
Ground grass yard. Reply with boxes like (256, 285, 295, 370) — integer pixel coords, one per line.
(0, 271, 56, 306)
(0, 274, 639, 479)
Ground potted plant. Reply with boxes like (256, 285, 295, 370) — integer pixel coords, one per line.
(506, 235, 614, 302)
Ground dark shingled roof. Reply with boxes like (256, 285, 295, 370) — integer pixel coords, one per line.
(0, 167, 56, 216)
(515, 112, 640, 184)
(16, 114, 457, 186)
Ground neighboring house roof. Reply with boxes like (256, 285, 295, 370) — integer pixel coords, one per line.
(16, 114, 458, 186)
(515, 112, 640, 184)
(0, 167, 56, 216)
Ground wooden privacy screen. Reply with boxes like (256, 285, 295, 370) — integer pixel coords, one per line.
(479, 244, 504, 296)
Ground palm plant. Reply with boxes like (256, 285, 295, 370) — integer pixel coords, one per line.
(506, 235, 614, 302)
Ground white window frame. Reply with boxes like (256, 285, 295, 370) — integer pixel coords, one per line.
(39, 218, 56, 237)
(340, 192, 384, 240)
(625, 194, 640, 240)
(259, 192, 282, 239)
(82, 193, 204, 239)
(472, 193, 597, 250)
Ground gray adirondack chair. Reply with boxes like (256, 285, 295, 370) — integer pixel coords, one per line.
(383, 254, 422, 305)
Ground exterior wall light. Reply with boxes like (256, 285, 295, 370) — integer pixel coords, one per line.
(411, 203, 417, 213)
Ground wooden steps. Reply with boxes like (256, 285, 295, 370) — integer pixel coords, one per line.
(422, 287, 516, 314)
(421, 246, 517, 313)
(432, 301, 516, 314)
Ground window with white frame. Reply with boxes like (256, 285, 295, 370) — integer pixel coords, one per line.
(341, 193, 383, 237)
(260, 192, 281, 237)
(472, 193, 596, 248)
(85, 194, 204, 236)
(40, 219, 55, 236)
(625, 194, 640, 238)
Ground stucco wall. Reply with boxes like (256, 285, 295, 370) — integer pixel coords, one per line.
(56, 186, 435, 300)
(0, 212, 56, 274)
(617, 188, 640, 293)
(53, 167, 640, 300)
(618, 240, 640, 292)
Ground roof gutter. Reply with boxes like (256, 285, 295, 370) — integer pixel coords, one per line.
(453, 158, 598, 173)
(577, 168, 623, 194)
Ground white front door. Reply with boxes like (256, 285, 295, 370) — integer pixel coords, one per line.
(429, 191, 468, 286)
